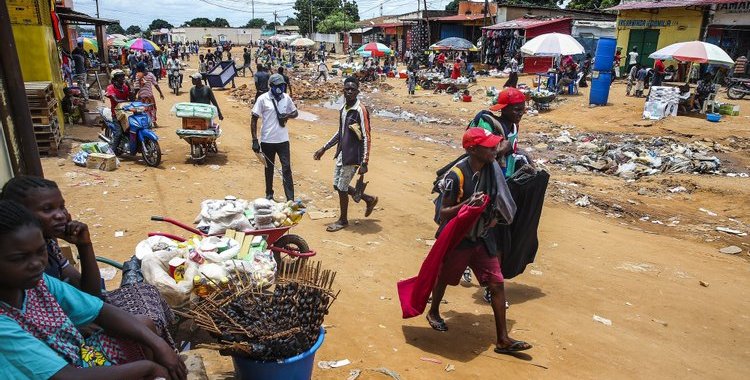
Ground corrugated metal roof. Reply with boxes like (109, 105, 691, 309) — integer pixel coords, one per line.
(606, 0, 739, 11)
(432, 14, 493, 22)
(482, 17, 572, 30)
(373, 22, 403, 28)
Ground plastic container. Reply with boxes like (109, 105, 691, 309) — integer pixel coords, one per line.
(706, 113, 721, 122)
(589, 71, 612, 105)
(593, 37, 617, 71)
(232, 327, 325, 380)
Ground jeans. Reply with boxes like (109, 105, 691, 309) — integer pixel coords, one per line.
(74, 73, 89, 100)
(260, 141, 294, 201)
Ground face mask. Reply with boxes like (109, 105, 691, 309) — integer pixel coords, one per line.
(270, 84, 286, 99)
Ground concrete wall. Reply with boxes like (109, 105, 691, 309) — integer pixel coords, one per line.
(497, 6, 616, 23)
(172, 27, 262, 45)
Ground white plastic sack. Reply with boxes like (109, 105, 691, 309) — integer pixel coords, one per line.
(198, 236, 241, 263)
(195, 199, 252, 235)
(135, 235, 180, 260)
(142, 254, 199, 307)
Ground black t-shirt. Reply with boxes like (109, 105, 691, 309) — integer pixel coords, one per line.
(243, 52, 252, 64)
(254, 71, 270, 92)
(190, 86, 215, 105)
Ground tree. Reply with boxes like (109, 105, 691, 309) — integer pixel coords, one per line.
(445, 0, 460, 12)
(342, 1, 360, 22)
(183, 17, 213, 27)
(244, 18, 267, 28)
(294, 0, 352, 35)
(107, 23, 126, 34)
(316, 11, 356, 33)
(562, 0, 618, 10)
(284, 17, 299, 26)
(125, 25, 142, 35)
(213, 18, 231, 27)
(268, 22, 281, 29)
(148, 19, 173, 31)
(499, 0, 559, 6)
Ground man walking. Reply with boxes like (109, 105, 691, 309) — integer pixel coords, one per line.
(253, 64, 270, 103)
(314, 77, 378, 232)
(251, 74, 299, 201)
(71, 42, 88, 100)
(242, 48, 253, 76)
(316, 60, 329, 82)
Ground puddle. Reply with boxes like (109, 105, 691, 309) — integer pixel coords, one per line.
(320, 96, 345, 110)
(297, 110, 319, 122)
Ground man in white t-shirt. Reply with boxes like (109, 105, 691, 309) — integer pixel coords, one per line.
(251, 74, 299, 201)
(316, 60, 328, 82)
(428, 51, 435, 69)
(628, 46, 639, 74)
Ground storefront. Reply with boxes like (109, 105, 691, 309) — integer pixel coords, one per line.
(706, 1, 750, 62)
(606, 1, 731, 72)
(481, 17, 573, 72)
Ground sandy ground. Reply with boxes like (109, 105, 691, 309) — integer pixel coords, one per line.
(45, 62, 750, 379)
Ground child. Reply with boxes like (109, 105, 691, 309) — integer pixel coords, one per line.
(407, 66, 417, 95)
(0, 200, 186, 379)
(1, 176, 176, 347)
(626, 63, 640, 96)
(635, 66, 648, 97)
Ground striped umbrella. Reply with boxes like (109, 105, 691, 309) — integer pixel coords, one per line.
(76, 37, 98, 52)
(649, 41, 734, 67)
(107, 36, 128, 47)
(125, 38, 161, 52)
(429, 37, 478, 52)
(291, 38, 315, 47)
(356, 42, 391, 57)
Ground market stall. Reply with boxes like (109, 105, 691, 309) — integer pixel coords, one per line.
(481, 17, 573, 72)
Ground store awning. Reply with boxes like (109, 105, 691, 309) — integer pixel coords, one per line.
(606, 0, 739, 11)
(349, 27, 374, 34)
(432, 14, 493, 22)
(55, 7, 118, 25)
(483, 18, 571, 31)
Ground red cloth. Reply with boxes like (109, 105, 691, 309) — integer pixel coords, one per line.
(437, 53, 446, 65)
(654, 59, 666, 74)
(397, 196, 489, 319)
(451, 63, 461, 80)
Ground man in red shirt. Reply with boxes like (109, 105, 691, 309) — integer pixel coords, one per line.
(652, 59, 666, 87)
(104, 70, 134, 148)
(437, 52, 446, 70)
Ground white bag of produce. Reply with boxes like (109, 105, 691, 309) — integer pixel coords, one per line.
(224, 251, 276, 287)
(195, 198, 252, 235)
(197, 262, 228, 282)
(134, 235, 180, 260)
(141, 252, 199, 307)
(198, 236, 241, 263)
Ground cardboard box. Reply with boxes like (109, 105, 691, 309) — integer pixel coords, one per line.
(182, 117, 210, 130)
(86, 153, 117, 171)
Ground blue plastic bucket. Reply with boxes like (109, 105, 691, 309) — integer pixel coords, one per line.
(589, 71, 612, 105)
(707, 113, 721, 122)
(231, 327, 325, 380)
(593, 37, 617, 71)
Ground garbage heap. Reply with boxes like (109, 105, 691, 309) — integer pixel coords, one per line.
(546, 133, 725, 179)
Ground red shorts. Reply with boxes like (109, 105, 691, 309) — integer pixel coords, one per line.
(439, 243, 504, 286)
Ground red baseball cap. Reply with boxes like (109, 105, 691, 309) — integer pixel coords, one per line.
(489, 87, 526, 112)
(463, 127, 504, 149)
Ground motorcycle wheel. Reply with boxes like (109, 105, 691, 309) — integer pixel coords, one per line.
(173, 80, 179, 96)
(141, 139, 162, 167)
(727, 83, 747, 100)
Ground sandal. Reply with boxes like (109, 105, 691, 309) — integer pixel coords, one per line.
(494, 340, 532, 355)
(326, 222, 348, 232)
(426, 315, 448, 332)
(364, 197, 379, 217)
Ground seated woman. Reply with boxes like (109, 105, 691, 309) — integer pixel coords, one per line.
(692, 73, 716, 112)
(0, 200, 186, 379)
(1, 176, 175, 348)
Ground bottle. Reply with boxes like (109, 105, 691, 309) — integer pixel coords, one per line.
(193, 276, 211, 297)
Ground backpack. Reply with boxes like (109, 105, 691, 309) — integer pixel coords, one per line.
(432, 159, 466, 225)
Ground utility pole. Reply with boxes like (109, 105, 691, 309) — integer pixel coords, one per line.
(309, 0, 314, 36)
(274, 11, 278, 28)
(95, 0, 100, 18)
(380, 4, 383, 17)
(252, 0, 255, 20)
(423, 0, 429, 44)
(481, 0, 488, 63)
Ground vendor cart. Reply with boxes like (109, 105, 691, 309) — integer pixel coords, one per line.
(172, 102, 221, 163)
(530, 91, 557, 112)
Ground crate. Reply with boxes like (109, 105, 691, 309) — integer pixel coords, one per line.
(34, 120, 61, 156)
(86, 153, 117, 171)
(182, 117, 210, 130)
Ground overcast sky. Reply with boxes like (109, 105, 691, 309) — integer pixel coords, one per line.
(72, 0, 457, 29)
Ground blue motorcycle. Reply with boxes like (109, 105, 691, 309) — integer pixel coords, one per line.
(99, 102, 162, 167)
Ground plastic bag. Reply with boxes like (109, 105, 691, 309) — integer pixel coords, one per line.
(194, 198, 252, 235)
(141, 252, 198, 307)
(198, 236, 241, 263)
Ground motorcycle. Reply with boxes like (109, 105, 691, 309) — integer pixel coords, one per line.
(98, 101, 162, 167)
(726, 78, 750, 100)
(168, 67, 184, 95)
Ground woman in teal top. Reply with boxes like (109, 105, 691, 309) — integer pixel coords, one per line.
(0, 200, 186, 380)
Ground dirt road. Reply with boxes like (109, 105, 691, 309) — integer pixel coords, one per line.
(47, 67, 749, 379)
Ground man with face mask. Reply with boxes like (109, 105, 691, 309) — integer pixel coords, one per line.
(251, 74, 299, 201)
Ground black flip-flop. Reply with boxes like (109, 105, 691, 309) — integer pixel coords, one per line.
(326, 222, 348, 232)
(365, 197, 379, 217)
(494, 341, 532, 355)
(426, 315, 448, 332)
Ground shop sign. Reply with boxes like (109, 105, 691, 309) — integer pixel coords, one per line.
(713, 1, 750, 26)
(618, 19, 674, 28)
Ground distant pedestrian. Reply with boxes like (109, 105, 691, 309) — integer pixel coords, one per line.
(316, 60, 329, 82)
(278, 67, 292, 97)
(253, 64, 270, 103)
(628, 46, 639, 74)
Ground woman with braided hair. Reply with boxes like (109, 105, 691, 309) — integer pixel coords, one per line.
(1, 176, 176, 348)
(0, 200, 186, 379)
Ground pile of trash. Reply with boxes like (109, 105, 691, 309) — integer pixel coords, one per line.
(194, 196, 306, 235)
(545, 132, 725, 178)
(374, 109, 452, 125)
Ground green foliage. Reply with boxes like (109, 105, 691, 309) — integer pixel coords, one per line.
(499, 0, 559, 7)
(316, 11, 356, 33)
(562, 0, 618, 10)
(148, 19, 173, 31)
(445, 0, 459, 12)
(213, 18, 231, 27)
(107, 23, 126, 35)
(183, 18, 213, 27)
(284, 18, 299, 26)
(125, 25, 142, 35)
(294, 0, 358, 35)
(268, 22, 281, 28)
(244, 18, 268, 28)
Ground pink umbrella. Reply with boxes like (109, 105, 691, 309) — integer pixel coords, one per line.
(125, 38, 161, 52)
(649, 41, 733, 66)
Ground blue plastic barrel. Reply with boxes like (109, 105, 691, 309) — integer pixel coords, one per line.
(593, 37, 617, 71)
(589, 71, 612, 105)
(231, 327, 325, 380)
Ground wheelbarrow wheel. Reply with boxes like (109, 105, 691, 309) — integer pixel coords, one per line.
(273, 234, 310, 271)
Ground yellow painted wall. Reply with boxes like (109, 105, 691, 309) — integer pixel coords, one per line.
(9, 0, 67, 134)
(615, 7, 704, 71)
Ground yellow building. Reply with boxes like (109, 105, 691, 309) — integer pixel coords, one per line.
(9, 0, 67, 133)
